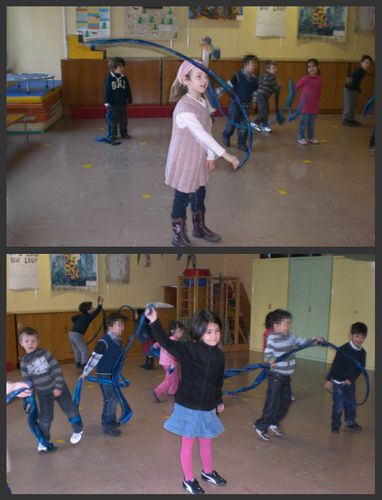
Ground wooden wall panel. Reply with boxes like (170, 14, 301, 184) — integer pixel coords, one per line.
(6, 314, 18, 368)
(61, 58, 375, 115)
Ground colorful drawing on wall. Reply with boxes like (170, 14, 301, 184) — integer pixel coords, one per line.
(124, 6, 178, 40)
(355, 6, 375, 34)
(50, 254, 98, 289)
(8, 254, 40, 290)
(76, 6, 110, 41)
(256, 6, 287, 37)
(189, 6, 243, 20)
(298, 6, 348, 42)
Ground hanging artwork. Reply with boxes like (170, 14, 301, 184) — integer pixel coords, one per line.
(105, 255, 130, 283)
(189, 6, 243, 20)
(76, 6, 110, 41)
(124, 6, 178, 40)
(355, 7, 375, 34)
(298, 6, 348, 42)
(8, 254, 40, 290)
(50, 254, 98, 290)
(256, 6, 287, 37)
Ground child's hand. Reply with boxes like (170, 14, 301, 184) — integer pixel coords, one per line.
(270, 361, 277, 368)
(79, 373, 87, 381)
(145, 305, 157, 323)
(316, 336, 325, 345)
(216, 403, 224, 414)
(343, 379, 352, 385)
(207, 160, 216, 172)
(98, 296, 104, 305)
(323, 380, 333, 391)
(53, 388, 62, 398)
(199, 38, 210, 50)
(11, 382, 32, 398)
(222, 151, 239, 170)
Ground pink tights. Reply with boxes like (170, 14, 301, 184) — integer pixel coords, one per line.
(180, 436, 213, 481)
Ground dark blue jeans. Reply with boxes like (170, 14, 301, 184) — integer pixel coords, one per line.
(255, 371, 291, 431)
(331, 382, 356, 428)
(298, 113, 317, 140)
(98, 376, 119, 431)
(223, 101, 249, 147)
(171, 186, 206, 219)
(37, 385, 83, 441)
(106, 104, 128, 140)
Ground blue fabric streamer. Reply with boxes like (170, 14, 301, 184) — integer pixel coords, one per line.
(361, 95, 375, 117)
(83, 38, 252, 169)
(73, 308, 150, 424)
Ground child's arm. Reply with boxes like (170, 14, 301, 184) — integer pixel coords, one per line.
(216, 358, 225, 413)
(79, 340, 107, 379)
(176, 112, 239, 169)
(46, 351, 65, 396)
(104, 76, 112, 107)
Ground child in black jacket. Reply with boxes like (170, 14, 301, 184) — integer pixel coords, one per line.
(324, 322, 367, 433)
(146, 306, 227, 495)
(104, 57, 133, 143)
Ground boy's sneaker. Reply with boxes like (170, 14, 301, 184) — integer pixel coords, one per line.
(308, 138, 320, 144)
(268, 425, 283, 437)
(37, 443, 48, 452)
(291, 395, 296, 401)
(298, 138, 308, 145)
(70, 430, 83, 444)
(182, 479, 205, 495)
(346, 422, 362, 430)
(261, 126, 272, 133)
(201, 470, 227, 486)
(254, 425, 271, 441)
(331, 426, 340, 433)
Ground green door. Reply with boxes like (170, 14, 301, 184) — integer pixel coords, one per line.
(288, 256, 332, 362)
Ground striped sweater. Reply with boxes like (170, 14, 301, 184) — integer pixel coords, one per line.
(20, 347, 65, 394)
(264, 333, 314, 376)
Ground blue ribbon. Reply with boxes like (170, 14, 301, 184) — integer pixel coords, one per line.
(73, 308, 149, 424)
(83, 37, 253, 169)
(361, 95, 375, 117)
(150, 345, 175, 374)
(223, 339, 369, 405)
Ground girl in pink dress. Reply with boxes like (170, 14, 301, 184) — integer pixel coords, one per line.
(295, 58, 323, 145)
(153, 320, 184, 402)
(165, 59, 239, 247)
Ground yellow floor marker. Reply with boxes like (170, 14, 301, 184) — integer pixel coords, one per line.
(320, 139, 328, 143)
(43, 144, 51, 148)
(241, 398, 249, 402)
(86, 384, 95, 388)
(139, 141, 147, 146)
(278, 189, 287, 196)
(83, 164, 93, 169)
(55, 439, 65, 444)
(98, 127, 104, 131)
(143, 194, 152, 199)
(331, 124, 338, 128)
(303, 160, 312, 164)
(164, 416, 170, 419)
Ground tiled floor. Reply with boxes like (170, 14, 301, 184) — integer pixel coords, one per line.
(7, 350, 375, 494)
(6, 115, 375, 247)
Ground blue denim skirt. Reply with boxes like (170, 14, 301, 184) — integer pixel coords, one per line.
(163, 403, 224, 438)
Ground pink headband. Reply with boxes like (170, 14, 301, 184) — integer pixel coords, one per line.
(176, 59, 203, 85)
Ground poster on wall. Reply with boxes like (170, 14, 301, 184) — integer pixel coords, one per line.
(189, 6, 243, 20)
(50, 254, 98, 290)
(355, 6, 374, 34)
(105, 255, 129, 283)
(76, 6, 110, 41)
(124, 6, 178, 40)
(298, 6, 348, 42)
(9, 254, 40, 290)
(256, 6, 287, 37)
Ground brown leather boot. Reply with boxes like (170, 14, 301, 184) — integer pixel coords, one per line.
(192, 210, 221, 242)
(171, 217, 193, 247)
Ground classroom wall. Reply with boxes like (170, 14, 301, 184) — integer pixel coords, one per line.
(6, 254, 255, 313)
(7, 6, 375, 79)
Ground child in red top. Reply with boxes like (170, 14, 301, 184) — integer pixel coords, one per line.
(153, 320, 184, 402)
(295, 58, 323, 145)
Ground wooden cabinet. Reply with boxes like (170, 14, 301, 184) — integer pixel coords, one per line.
(328, 256, 375, 369)
(287, 256, 333, 362)
(250, 258, 289, 351)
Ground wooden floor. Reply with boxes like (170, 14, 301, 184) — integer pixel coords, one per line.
(6, 350, 375, 494)
(6, 114, 375, 247)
